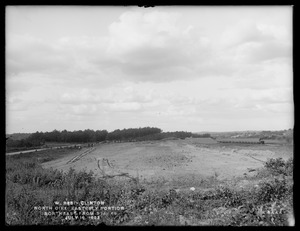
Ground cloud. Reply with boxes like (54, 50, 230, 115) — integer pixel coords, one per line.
(71, 104, 98, 115)
(220, 20, 275, 48)
(219, 20, 291, 64)
(229, 87, 293, 114)
(161, 105, 197, 117)
(57, 36, 110, 69)
(233, 59, 292, 90)
(6, 11, 291, 87)
(60, 89, 106, 105)
(107, 11, 182, 55)
(57, 83, 212, 117)
(6, 34, 111, 87)
(104, 11, 212, 82)
(251, 88, 293, 104)
(58, 85, 156, 116)
(60, 85, 154, 106)
(102, 14, 291, 83)
(6, 77, 33, 95)
(6, 97, 40, 112)
(263, 103, 294, 114)
(6, 34, 73, 75)
(106, 102, 142, 112)
(233, 40, 291, 64)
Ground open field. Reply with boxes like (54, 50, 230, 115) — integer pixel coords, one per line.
(42, 138, 293, 189)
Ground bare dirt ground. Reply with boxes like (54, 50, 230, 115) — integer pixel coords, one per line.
(42, 138, 293, 190)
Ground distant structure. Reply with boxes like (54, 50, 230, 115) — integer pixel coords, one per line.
(217, 138, 264, 144)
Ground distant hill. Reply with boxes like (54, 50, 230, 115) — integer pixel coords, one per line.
(196, 129, 293, 140)
(196, 131, 261, 138)
(6, 133, 32, 141)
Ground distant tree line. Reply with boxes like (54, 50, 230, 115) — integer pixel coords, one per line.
(41, 129, 109, 143)
(6, 127, 211, 149)
(106, 127, 162, 141)
(191, 133, 211, 138)
(6, 138, 42, 149)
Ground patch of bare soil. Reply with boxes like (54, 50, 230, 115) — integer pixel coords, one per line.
(42, 140, 293, 190)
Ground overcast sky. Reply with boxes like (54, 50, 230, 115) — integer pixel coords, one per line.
(6, 6, 293, 133)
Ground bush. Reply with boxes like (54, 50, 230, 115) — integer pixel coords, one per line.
(6, 150, 294, 226)
(256, 178, 289, 204)
(264, 158, 293, 176)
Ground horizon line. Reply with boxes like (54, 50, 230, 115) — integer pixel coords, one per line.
(6, 127, 293, 135)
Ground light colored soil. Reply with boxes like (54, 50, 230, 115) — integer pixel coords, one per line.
(42, 139, 293, 189)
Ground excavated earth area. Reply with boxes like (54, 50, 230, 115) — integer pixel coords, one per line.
(42, 138, 293, 189)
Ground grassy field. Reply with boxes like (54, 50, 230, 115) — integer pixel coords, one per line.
(5, 139, 294, 226)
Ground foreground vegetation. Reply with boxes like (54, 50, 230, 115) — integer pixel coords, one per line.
(6, 149, 293, 226)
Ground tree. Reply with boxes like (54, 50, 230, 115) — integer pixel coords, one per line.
(95, 130, 108, 142)
(26, 131, 45, 146)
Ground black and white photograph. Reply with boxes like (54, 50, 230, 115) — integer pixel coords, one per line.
(5, 5, 294, 226)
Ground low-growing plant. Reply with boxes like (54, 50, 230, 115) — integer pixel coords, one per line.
(6, 149, 294, 226)
(256, 177, 292, 205)
(264, 158, 293, 176)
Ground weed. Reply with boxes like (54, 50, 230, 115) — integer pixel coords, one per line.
(264, 158, 293, 176)
(5, 151, 293, 226)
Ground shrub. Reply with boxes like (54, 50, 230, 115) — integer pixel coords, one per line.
(256, 178, 289, 204)
(6, 149, 294, 226)
(264, 158, 293, 176)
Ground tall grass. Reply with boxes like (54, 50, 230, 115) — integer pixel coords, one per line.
(6, 152, 294, 226)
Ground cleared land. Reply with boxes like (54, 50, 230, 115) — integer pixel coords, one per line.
(42, 138, 293, 189)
